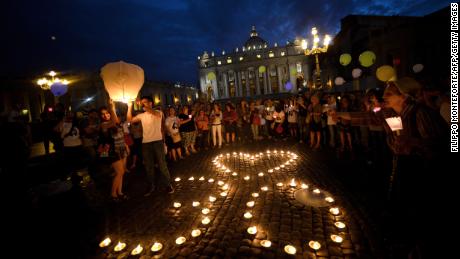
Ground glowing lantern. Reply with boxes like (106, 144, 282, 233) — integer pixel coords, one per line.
(175, 237, 186, 245)
(330, 207, 340, 215)
(335, 222, 346, 229)
(284, 245, 296, 254)
(191, 229, 202, 237)
(50, 82, 68, 97)
(352, 68, 362, 78)
(202, 217, 211, 225)
(99, 237, 111, 247)
(385, 117, 403, 132)
(376, 65, 396, 82)
(100, 61, 144, 103)
(325, 197, 334, 203)
(331, 234, 343, 243)
(131, 244, 143, 255)
(114, 241, 126, 252)
(285, 81, 293, 91)
(339, 53, 352, 66)
(207, 72, 216, 81)
(335, 77, 345, 86)
(260, 240, 272, 247)
(359, 51, 376, 67)
(259, 66, 266, 73)
(247, 226, 257, 234)
(413, 63, 424, 73)
(308, 241, 321, 250)
(151, 242, 163, 252)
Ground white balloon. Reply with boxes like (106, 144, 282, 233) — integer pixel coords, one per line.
(352, 68, 362, 79)
(412, 64, 424, 73)
(334, 77, 345, 86)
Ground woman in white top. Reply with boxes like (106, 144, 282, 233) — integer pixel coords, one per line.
(210, 103, 223, 148)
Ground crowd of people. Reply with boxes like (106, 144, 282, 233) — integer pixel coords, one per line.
(16, 76, 448, 258)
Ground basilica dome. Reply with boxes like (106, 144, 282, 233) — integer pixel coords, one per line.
(244, 26, 267, 49)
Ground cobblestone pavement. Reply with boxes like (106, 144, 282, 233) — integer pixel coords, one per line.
(92, 140, 384, 259)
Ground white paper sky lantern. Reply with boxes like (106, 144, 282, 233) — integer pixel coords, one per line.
(100, 61, 144, 103)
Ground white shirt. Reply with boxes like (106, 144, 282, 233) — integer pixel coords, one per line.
(165, 116, 180, 136)
(135, 111, 163, 143)
(61, 122, 82, 147)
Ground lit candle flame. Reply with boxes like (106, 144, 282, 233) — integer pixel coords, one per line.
(260, 240, 271, 247)
(251, 192, 259, 198)
(244, 176, 250, 181)
(209, 196, 216, 202)
(222, 184, 229, 190)
(284, 245, 296, 255)
(202, 217, 211, 225)
(301, 183, 309, 189)
(202, 208, 210, 214)
(261, 186, 268, 191)
(175, 177, 181, 182)
(225, 169, 231, 173)
(175, 237, 186, 245)
(247, 226, 257, 234)
(114, 241, 126, 252)
(268, 169, 274, 173)
(280, 164, 285, 168)
(290, 179, 297, 187)
(334, 222, 346, 229)
(188, 177, 194, 181)
(329, 207, 340, 215)
(173, 202, 181, 208)
(258, 172, 264, 177)
(244, 212, 253, 219)
(199, 176, 205, 181)
(217, 181, 224, 186)
(232, 172, 238, 176)
(191, 229, 202, 237)
(277, 182, 284, 187)
(308, 241, 321, 250)
(208, 178, 215, 183)
(331, 234, 343, 243)
(246, 201, 255, 207)
(131, 244, 143, 255)
(325, 197, 334, 203)
(313, 189, 321, 194)
(192, 201, 200, 207)
(99, 237, 111, 247)
(275, 167, 280, 170)
(151, 242, 163, 252)
(220, 191, 228, 197)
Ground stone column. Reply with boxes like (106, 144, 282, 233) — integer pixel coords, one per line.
(255, 69, 261, 95)
(245, 70, 250, 97)
(222, 72, 229, 98)
(263, 69, 268, 95)
(267, 67, 272, 94)
(277, 65, 284, 93)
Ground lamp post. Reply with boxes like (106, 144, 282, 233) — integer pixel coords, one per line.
(301, 27, 331, 90)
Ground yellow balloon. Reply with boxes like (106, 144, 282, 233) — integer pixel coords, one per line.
(359, 51, 376, 67)
(339, 54, 352, 66)
(376, 65, 396, 82)
(207, 72, 216, 81)
(290, 68, 297, 76)
(259, 66, 266, 73)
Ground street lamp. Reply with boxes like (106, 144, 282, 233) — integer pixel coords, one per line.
(301, 27, 331, 89)
(36, 70, 70, 90)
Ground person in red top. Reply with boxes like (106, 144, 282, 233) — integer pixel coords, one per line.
(223, 102, 238, 145)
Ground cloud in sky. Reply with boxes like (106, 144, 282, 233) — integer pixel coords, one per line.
(2, 0, 451, 84)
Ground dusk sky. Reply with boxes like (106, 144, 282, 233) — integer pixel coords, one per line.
(2, 0, 451, 85)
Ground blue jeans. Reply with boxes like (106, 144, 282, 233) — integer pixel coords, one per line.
(142, 140, 171, 188)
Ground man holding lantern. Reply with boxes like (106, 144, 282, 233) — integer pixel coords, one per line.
(127, 96, 174, 196)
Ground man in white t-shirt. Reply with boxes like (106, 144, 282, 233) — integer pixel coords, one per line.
(127, 96, 174, 196)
